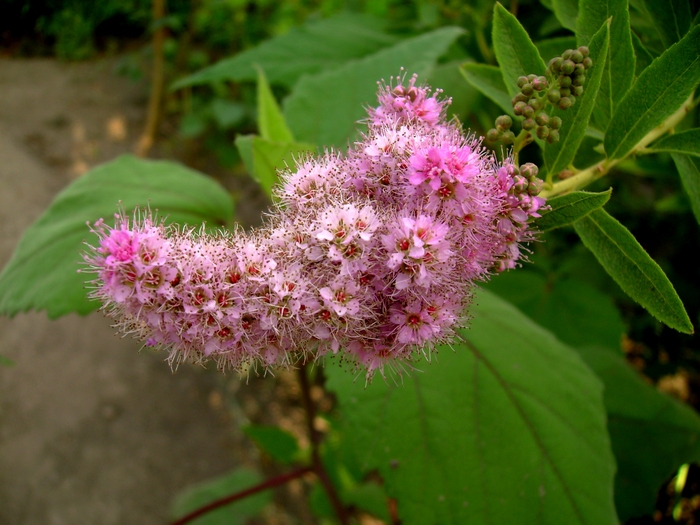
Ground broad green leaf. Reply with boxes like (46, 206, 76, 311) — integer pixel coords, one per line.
(631, 32, 656, 76)
(485, 271, 624, 349)
(459, 63, 514, 117)
(604, 25, 700, 160)
(242, 425, 300, 464)
(550, 0, 578, 31)
(640, 0, 691, 49)
(535, 36, 578, 63)
(573, 208, 693, 333)
(170, 13, 399, 90)
(252, 138, 316, 197)
(492, 3, 547, 98)
(0, 355, 14, 366)
(171, 468, 271, 525)
(344, 483, 391, 522)
(326, 290, 617, 525)
(576, 345, 700, 521)
(671, 153, 700, 226)
(536, 189, 612, 231)
(427, 60, 480, 120)
(283, 27, 464, 149)
(650, 129, 700, 157)
(0, 155, 234, 318)
(577, 0, 635, 129)
(235, 134, 255, 178)
(544, 22, 609, 177)
(256, 67, 293, 142)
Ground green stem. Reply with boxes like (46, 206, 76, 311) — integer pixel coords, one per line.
(540, 94, 695, 198)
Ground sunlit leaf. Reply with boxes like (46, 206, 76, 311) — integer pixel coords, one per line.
(0, 155, 234, 318)
(326, 290, 617, 525)
(171, 13, 398, 90)
(577, 0, 635, 129)
(284, 27, 464, 148)
(573, 208, 693, 333)
(536, 189, 612, 231)
(171, 468, 271, 525)
(256, 66, 294, 143)
(604, 25, 700, 160)
(492, 3, 546, 98)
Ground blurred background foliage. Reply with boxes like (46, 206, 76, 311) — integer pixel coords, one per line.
(2, 0, 700, 521)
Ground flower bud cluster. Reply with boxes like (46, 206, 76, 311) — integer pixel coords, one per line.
(83, 74, 545, 378)
(487, 47, 591, 146)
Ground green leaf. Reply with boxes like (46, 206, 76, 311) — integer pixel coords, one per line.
(210, 99, 246, 130)
(576, 345, 700, 521)
(0, 355, 14, 366)
(535, 36, 578, 63)
(242, 425, 300, 464)
(577, 0, 635, 130)
(427, 60, 480, 120)
(326, 290, 617, 525)
(543, 22, 609, 177)
(459, 63, 514, 117)
(550, 0, 578, 31)
(536, 189, 612, 231)
(573, 208, 693, 333)
(492, 3, 547, 98)
(650, 129, 700, 157)
(171, 468, 271, 525)
(0, 155, 234, 318)
(283, 27, 464, 149)
(604, 25, 700, 160)
(344, 483, 391, 522)
(631, 31, 655, 76)
(170, 13, 399, 90)
(671, 153, 700, 226)
(486, 271, 625, 349)
(256, 66, 294, 143)
(235, 134, 255, 178)
(640, 0, 691, 49)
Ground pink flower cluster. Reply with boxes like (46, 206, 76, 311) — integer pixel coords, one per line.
(83, 74, 545, 377)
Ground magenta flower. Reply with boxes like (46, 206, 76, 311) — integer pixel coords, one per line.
(83, 73, 545, 378)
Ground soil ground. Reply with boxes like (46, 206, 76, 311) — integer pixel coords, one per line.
(0, 57, 279, 525)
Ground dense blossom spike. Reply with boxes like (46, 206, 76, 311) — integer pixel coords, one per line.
(82, 74, 545, 378)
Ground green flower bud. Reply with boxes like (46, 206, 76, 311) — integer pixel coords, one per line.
(562, 49, 573, 60)
(535, 113, 549, 126)
(501, 131, 516, 144)
(571, 50, 584, 63)
(495, 115, 513, 130)
(558, 96, 572, 110)
(522, 105, 535, 118)
(560, 87, 571, 97)
(547, 129, 560, 143)
(561, 60, 576, 75)
(513, 101, 527, 115)
(549, 116, 562, 129)
(548, 57, 563, 72)
(521, 83, 534, 96)
(532, 76, 548, 91)
(547, 89, 561, 104)
(572, 74, 586, 86)
(529, 98, 542, 111)
(512, 93, 528, 105)
(528, 74, 537, 82)
(528, 178, 544, 195)
(520, 163, 539, 180)
(486, 128, 501, 142)
(522, 118, 536, 130)
(583, 57, 593, 69)
(578, 46, 590, 58)
(517, 76, 528, 88)
(536, 126, 549, 139)
(572, 85, 584, 97)
(575, 63, 585, 74)
(559, 75, 572, 88)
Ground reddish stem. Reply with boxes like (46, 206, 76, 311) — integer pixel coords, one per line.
(297, 364, 350, 525)
(170, 465, 313, 525)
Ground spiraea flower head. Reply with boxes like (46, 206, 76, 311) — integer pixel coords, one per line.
(83, 73, 545, 379)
